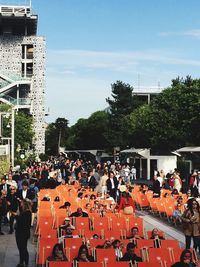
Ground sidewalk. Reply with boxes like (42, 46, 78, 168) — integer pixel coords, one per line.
(0, 224, 36, 267)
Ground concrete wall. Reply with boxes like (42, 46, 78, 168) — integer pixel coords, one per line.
(150, 155, 177, 174)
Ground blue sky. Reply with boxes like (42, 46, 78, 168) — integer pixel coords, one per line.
(31, 0, 200, 125)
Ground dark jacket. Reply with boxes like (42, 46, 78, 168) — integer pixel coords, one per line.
(106, 177, 118, 192)
(15, 210, 32, 238)
(70, 211, 88, 217)
(171, 262, 196, 267)
(120, 252, 142, 263)
(17, 189, 34, 201)
(87, 176, 98, 189)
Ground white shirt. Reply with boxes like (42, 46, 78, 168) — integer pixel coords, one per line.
(22, 190, 27, 199)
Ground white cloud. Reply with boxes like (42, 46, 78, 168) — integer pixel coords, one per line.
(159, 29, 200, 39)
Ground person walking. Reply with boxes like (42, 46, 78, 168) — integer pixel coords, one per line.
(15, 199, 32, 267)
(181, 198, 200, 252)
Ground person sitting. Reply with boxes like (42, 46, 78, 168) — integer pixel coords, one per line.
(171, 249, 200, 267)
(47, 243, 68, 262)
(61, 226, 79, 239)
(149, 228, 165, 248)
(118, 192, 135, 214)
(70, 207, 88, 217)
(127, 226, 144, 243)
(73, 244, 95, 262)
(59, 217, 75, 236)
(112, 239, 124, 260)
(120, 242, 142, 263)
(59, 201, 71, 209)
(96, 239, 112, 249)
(172, 196, 185, 225)
(149, 228, 165, 239)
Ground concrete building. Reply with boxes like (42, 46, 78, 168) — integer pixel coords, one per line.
(0, 2, 46, 155)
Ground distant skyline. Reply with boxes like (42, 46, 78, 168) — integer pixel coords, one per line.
(30, 0, 200, 125)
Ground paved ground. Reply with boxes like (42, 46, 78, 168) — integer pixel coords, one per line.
(0, 224, 36, 267)
(0, 211, 187, 267)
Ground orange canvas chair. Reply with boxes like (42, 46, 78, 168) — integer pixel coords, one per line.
(48, 261, 72, 267)
(91, 217, 110, 231)
(105, 262, 132, 267)
(160, 240, 180, 249)
(137, 262, 165, 267)
(136, 239, 154, 249)
(37, 237, 58, 266)
(95, 248, 116, 262)
(110, 217, 126, 231)
(75, 217, 90, 230)
(78, 263, 104, 267)
(147, 248, 172, 263)
(101, 229, 122, 240)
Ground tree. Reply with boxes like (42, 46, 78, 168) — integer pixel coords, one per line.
(66, 111, 110, 149)
(127, 77, 200, 152)
(45, 117, 69, 155)
(106, 81, 137, 148)
(15, 112, 34, 150)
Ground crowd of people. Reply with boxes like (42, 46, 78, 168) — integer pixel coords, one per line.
(0, 154, 200, 266)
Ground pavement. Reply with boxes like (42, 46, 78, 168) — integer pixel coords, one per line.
(0, 210, 187, 267)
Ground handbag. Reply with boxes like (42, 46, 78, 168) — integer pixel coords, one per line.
(123, 206, 134, 215)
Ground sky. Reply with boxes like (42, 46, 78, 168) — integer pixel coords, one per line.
(30, 0, 200, 125)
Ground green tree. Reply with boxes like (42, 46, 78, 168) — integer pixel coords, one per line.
(66, 111, 110, 149)
(106, 81, 137, 148)
(15, 112, 34, 150)
(45, 117, 69, 155)
(127, 77, 200, 152)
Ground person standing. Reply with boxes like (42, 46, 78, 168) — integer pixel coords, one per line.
(181, 198, 200, 252)
(6, 186, 18, 234)
(152, 175, 161, 198)
(15, 199, 32, 267)
(106, 171, 118, 201)
(100, 170, 109, 197)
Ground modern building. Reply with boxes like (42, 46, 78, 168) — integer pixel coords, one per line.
(0, 2, 46, 155)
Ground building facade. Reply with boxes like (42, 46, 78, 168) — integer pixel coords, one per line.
(0, 4, 46, 155)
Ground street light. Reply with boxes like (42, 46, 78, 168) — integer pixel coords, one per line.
(0, 109, 15, 167)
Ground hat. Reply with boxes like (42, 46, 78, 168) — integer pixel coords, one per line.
(119, 185, 127, 192)
(64, 217, 70, 221)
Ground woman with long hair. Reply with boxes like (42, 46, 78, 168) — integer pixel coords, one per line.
(15, 199, 32, 267)
(171, 249, 200, 267)
(181, 198, 200, 252)
(74, 244, 94, 262)
(47, 243, 68, 261)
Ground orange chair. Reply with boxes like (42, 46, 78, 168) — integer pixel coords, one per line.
(81, 229, 102, 239)
(95, 248, 116, 262)
(137, 262, 165, 267)
(91, 217, 110, 231)
(147, 248, 172, 263)
(37, 238, 58, 265)
(78, 263, 104, 267)
(102, 229, 122, 240)
(136, 239, 154, 249)
(75, 217, 90, 230)
(160, 240, 180, 249)
(48, 261, 72, 267)
(39, 228, 58, 239)
(105, 262, 132, 267)
(64, 238, 84, 262)
(110, 217, 126, 231)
